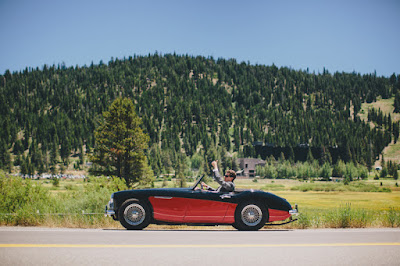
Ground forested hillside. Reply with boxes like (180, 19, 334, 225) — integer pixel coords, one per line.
(1, 53, 399, 175)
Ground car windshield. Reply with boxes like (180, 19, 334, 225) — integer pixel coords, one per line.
(191, 175, 204, 190)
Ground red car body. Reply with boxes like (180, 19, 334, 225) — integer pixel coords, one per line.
(105, 176, 298, 231)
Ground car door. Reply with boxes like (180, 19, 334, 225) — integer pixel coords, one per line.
(148, 196, 188, 223)
(183, 190, 237, 224)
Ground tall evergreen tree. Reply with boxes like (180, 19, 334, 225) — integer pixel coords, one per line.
(306, 148, 314, 163)
(394, 91, 400, 113)
(90, 97, 152, 186)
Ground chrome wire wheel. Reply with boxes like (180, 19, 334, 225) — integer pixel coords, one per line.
(241, 204, 263, 226)
(124, 203, 146, 226)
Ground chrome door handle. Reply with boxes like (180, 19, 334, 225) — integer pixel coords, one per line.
(220, 194, 231, 199)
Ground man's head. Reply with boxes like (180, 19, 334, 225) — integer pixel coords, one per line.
(224, 170, 236, 182)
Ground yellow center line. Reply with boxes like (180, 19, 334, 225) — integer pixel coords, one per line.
(0, 243, 399, 248)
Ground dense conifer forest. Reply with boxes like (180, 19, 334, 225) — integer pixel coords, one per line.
(1, 53, 399, 175)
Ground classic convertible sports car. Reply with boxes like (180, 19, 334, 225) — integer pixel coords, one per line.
(105, 175, 299, 231)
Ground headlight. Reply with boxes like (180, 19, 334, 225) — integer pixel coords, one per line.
(105, 193, 116, 217)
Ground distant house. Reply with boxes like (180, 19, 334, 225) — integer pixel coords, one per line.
(236, 158, 266, 178)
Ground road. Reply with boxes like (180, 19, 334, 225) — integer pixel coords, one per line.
(0, 227, 399, 266)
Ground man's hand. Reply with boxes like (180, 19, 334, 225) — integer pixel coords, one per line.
(211, 160, 218, 170)
(201, 182, 209, 189)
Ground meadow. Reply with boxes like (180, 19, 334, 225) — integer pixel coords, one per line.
(0, 172, 399, 229)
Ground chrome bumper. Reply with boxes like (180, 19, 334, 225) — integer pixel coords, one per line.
(104, 205, 115, 217)
(104, 194, 115, 217)
(289, 204, 299, 217)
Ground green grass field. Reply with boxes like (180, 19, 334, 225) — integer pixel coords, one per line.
(39, 177, 400, 212)
(1, 174, 399, 229)
(40, 177, 400, 211)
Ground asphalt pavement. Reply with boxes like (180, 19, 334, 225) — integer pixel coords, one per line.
(0, 227, 399, 265)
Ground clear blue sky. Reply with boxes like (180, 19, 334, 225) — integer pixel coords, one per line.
(1, 0, 399, 77)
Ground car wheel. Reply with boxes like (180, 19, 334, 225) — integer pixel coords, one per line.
(118, 199, 151, 230)
(234, 202, 268, 231)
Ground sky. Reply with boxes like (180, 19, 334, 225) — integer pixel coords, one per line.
(0, 0, 399, 77)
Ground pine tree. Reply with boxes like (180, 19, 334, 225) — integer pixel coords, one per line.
(279, 152, 285, 162)
(306, 148, 314, 163)
(393, 122, 400, 143)
(287, 147, 295, 162)
(380, 154, 385, 168)
(90, 97, 152, 187)
(394, 91, 400, 113)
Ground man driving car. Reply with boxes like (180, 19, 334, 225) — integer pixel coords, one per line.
(201, 160, 236, 193)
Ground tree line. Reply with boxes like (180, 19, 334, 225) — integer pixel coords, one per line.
(0, 53, 399, 175)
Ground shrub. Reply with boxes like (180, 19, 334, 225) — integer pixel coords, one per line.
(290, 182, 391, 192)
(263, 163, 277, 179)
(262, 184, 285, 191)
(380, 167, 388, 178)
(337, 203, 352, 228)
(320, 162, 332, 180)
(344, 162, 358, 181)
(332, 160, 346, 177)
(65, 184, 74, 190)
(385, 208, 400, 227)
(0, 172, 54, 225)
(360, 167, 368, 180)
(296, 162, 311, 180)
(324, 203, 370, 228)
(296, 212, 312, 229)
(52, 177, 60, 187)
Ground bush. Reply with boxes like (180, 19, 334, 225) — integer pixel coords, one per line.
(360, 168, 368, 180)
(320, 162, 332, 180)
(191, 153, 202, 170)
(394, 170, 399, 180)
(262, 184, 285, 191)
(0, 172, 54, 225)
(385, 208, 400, 227)
(52, 177, 60, 187)
(332, 160, 346, 177)
(344, 162, 357, 181)
(290, 182, 391, 192)
(258, 161, 369, 181)
(0, 173, 129, 226)
(324, 204, 370, 228)
(276, 161, 296, 179)
(65, 184, 74, 190)
(380, 167, 388, 178)
(260, 163, 277, 179)
(296, 212, 312, 229)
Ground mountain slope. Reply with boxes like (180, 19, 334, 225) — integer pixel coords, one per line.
(0, 54, 399, 174)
